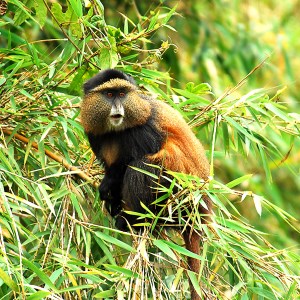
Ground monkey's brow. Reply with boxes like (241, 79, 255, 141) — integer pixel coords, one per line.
(90, 86, 141, 94)
(105, 88, 128, 92)
(88, 78, 136, 92)
(91, 88, 129, 94)
(91, 86, 131, 92)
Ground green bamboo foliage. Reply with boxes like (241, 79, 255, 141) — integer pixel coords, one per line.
(0, 1, 299, 299)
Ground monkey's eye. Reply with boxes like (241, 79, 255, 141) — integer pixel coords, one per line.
(107, 92, 114, 98)
(119, 92, 125, 98)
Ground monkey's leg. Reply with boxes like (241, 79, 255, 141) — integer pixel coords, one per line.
(115, 159, 162, 230)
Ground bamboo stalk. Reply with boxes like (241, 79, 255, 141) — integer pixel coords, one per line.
(2, 128, 98, 188)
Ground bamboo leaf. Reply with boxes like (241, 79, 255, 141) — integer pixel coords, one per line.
(153, 239, 178, 261)
(265, 103, 292, 122)
(253, 194, 262, 216)
(163, 240, 204, 261)
(27, 291, 52, 300)
(161, 5, 177, 25)
(258, 144, 272, 183)
(223, 115, 261, 145)
(94, 231, 135, 252)
(103, 264, 139, 278)
(0, 268, 19, 292)
(69, 0, 83, 17)
(94, 289, 116, 298)
(187, 271, 202, 298)
(226, 174, 253, 188)
(22, 259, 58, 292)
(222, 121, 230, 153)
(173, 88, 210, 105)
(99, 46, 119, 69)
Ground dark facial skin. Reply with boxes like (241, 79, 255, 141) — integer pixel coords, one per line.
(100, 89, 128, 127)
(101, 89, 127, 100)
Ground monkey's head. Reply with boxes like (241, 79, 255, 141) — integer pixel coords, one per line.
(81, 69, 152, 135)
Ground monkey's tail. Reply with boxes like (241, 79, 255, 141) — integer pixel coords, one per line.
(183, 230, 206, 300)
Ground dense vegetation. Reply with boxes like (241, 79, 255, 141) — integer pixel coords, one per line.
(0, 1, 299, 299)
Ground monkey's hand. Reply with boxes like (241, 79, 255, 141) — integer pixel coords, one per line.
(105, 201, 122, 218)
(115, 213, 128, 231)
(99, 177, 122, 217)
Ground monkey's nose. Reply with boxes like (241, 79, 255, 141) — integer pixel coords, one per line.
(109, 100, 124, 127)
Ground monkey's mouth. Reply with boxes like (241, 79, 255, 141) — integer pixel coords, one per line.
(109, 114, 124, 126)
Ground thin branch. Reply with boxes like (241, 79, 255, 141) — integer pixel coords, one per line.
(189, 56, 270, 127)
(2, 128, 98, 188)
(42, 0, 99, 69)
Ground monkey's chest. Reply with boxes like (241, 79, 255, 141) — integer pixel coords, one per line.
(101, 141, 119, 167)
(99, 125, 164, 167)
(100, 139, 154, 167)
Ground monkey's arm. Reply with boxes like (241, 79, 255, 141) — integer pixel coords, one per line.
(148, 135, 211, 215)
(86, 133, 125, 216)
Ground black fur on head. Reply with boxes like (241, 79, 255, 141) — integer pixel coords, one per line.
(83, 69, 136, 94)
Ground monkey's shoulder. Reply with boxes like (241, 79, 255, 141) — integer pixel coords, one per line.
(149, 99, 210, 177)
(149, 100, 193, 133)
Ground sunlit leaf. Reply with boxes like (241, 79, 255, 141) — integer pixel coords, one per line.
(153, 239, 178, 261)
(253, 194, 262, 216)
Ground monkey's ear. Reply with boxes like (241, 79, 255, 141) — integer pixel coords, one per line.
(83, 80, 94, 94)
(83, 82, 89, 95)
(123, 73, 136, 86)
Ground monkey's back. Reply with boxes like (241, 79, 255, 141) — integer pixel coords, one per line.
(149, 100, 210, 180)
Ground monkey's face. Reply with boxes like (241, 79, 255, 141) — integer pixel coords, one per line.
(81, 89, 127, 134)
(100, 88, 127, 128)
(81, 78, 152, 135)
